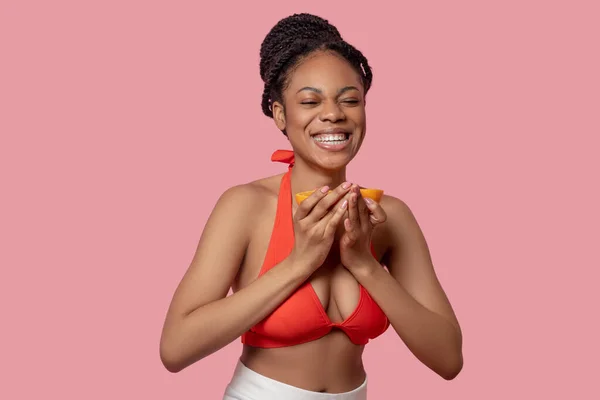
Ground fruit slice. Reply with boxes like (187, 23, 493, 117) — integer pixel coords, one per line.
(295, 188, 384, 204)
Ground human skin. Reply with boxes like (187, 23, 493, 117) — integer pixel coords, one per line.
(159, 50, 463, 393)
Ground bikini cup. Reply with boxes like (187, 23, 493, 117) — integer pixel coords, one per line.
(240, 150, 390, 348)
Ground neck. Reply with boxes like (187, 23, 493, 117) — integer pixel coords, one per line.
(289, 157, 347, 196)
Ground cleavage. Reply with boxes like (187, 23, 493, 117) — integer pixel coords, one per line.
(308, 246, 361, 324)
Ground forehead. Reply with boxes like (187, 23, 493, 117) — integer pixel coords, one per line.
(285, 51, 363, 94)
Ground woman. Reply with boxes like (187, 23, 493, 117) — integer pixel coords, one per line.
(159, 13, 463, 399)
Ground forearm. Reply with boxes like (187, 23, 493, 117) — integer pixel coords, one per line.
(352, 261, 463, 380)
(161, 256, 308, 372)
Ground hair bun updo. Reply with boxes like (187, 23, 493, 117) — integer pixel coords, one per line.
(258, 13, 373, 128)
(259, 13, 343, 83)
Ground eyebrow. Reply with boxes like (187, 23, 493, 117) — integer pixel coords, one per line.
(296, 86, 360, 95)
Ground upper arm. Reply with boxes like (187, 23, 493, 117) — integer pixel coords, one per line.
(382, 196, 461, 331)
(164, 184, 258, 321)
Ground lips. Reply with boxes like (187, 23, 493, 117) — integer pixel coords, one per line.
(310, 128, 350, 137)
(310, 128, 352, 151)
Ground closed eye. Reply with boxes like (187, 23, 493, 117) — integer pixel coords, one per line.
(300, 99, 361, 106)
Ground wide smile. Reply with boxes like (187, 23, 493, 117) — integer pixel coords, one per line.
(310, 130, 352, 152)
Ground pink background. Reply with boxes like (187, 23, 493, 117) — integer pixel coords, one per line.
(2, 1, 599, 398)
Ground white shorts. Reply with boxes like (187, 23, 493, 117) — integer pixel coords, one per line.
(223, 360, 368, 400)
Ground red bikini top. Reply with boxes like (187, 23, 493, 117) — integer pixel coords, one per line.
(240, 150, 390, 348)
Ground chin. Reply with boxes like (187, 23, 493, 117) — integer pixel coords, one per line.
(313, 145, 360, 170)
(312, 151, 356, 171)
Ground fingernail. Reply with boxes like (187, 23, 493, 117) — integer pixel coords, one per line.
(341, 199, 348, 209)
(364, 197, 374, 205)
(342, 182, 351, 189)
(320, 186, 330, 193)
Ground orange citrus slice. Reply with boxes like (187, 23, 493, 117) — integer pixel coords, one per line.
(295, 188, 384, 205)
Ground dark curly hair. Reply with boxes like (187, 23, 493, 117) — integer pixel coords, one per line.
(259, 13, 373, 133)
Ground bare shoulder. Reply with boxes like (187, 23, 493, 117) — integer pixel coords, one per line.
(380, 194, 415, 222)
(378, 194, 422, 237)
(217, 174, 281, 204)
(212, 174, 284, 225)
(375, 194, 428, 255)
(246, 173, 284, 198)
(214, 181, 260, 212)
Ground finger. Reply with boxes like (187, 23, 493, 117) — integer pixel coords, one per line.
(343, 217, 358, 244)
(364, 197, 387, 225)
(348, 186, 360, 230)
(307, 182, 352, 222)
(294, 185, 330, 220)
(323, 196, 348, 238)
(341, 230, 356, 248)
(356, 190, 370, 228)
(326, 190, 352, 229)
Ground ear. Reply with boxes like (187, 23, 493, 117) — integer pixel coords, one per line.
(272, 101, 286, 131)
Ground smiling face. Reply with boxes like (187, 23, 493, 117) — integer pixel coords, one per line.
(271, 50, 367, 171)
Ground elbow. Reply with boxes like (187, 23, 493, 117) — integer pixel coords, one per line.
(159, 332, 191, 373)
(162, 359, 184, 374)
(440, 366, 462, 381)
(439, 327, 464, 380)
(160, 344, 185, 373)
(159, 320, 190, 373)
(163, 361, 183, 374)
(159, 333, 210, 373)
(439, 353, 463, 381)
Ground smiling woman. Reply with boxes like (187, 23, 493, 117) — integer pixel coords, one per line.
(159, 13, 463, 400)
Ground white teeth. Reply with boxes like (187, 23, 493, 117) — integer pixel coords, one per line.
(313, 134, 347, 143)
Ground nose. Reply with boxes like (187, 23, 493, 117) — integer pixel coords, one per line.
(319, 100, 346, 123)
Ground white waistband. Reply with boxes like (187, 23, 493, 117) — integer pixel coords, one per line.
(223, 360, 367, 400)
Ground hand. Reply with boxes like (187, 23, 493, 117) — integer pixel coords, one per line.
(340, 185, 387, 271)
(290, 182, 352, 274)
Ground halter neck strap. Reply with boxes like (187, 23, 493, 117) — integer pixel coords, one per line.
(271, 149, 295, 169)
